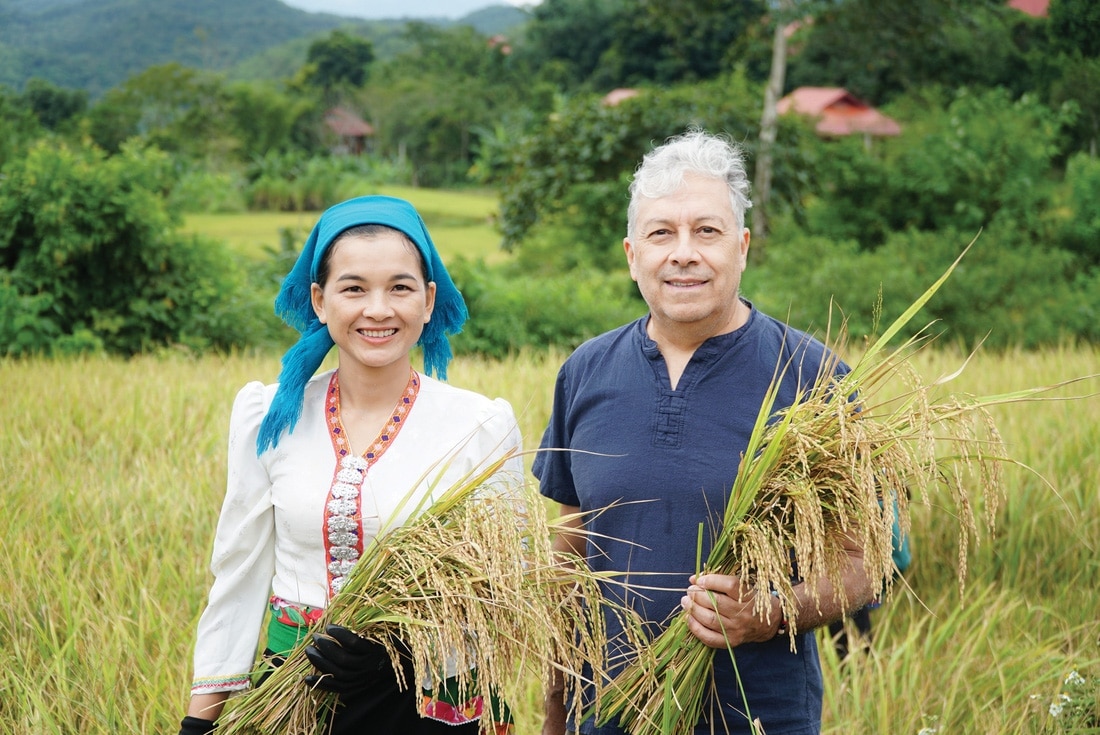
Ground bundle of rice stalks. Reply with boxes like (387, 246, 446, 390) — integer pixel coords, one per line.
(218, 450, 614, 735)
(596, 246, 1070, 735)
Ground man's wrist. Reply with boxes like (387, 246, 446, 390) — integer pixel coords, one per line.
(771, 591, 789, 638)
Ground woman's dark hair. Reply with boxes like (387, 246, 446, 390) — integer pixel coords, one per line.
(314, 224, 429, 287)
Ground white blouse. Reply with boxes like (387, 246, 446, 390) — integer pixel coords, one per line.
(190, 369, 524, 693)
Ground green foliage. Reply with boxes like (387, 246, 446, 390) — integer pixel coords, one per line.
(746, 222, 1100, 349)
(300, 29, 375, 98)
(802, 87, 1069, 246)
(522, 0, 621, 88)
(1049, 0, 1100, 58)
(0, 84, 42, 168)
(168, 165, 249, 214)
(887, 88, 1066, 235)
(0, 139, 278, 355)
(1049, 56, 1100, 156)
(448, 257, 644, 358)
(521, 0, 766, 89)
(84, 63, 237, 158)
(1056, 153, 1100, 265)
(499, 72, 783, 249)
(365, 23, 535, 188)
(786, 0, 1034, 104)
(511, 174, 635, 273)
(243, 151, 412, 212)
(225, 80, 321, 161)
(18, 77, 86, 130)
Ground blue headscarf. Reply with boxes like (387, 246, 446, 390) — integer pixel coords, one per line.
(255, 195, 468, 455)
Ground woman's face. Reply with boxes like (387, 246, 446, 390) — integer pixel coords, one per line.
(310, 232, 436, 375)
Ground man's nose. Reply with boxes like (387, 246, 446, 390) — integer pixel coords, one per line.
(669, 231, 700, 264)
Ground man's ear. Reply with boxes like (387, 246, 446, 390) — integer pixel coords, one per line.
(624, 237, 639, 282)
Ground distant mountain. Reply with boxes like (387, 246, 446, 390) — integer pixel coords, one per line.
(0, 0, 527, 96)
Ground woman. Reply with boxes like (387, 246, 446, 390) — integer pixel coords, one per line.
(179, 196, 523, 735)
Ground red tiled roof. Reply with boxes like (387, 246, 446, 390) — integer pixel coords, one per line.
(1007, 0, 1049, 17)
(777, 87, 902, 137)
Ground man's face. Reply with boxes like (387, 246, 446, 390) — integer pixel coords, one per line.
(624, 173, 751, 342)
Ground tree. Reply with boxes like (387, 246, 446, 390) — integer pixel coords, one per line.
(604, 0, 765, 85)
(366, 24, 530, 186)
(84, 63, 235, 159)
(521, 0, 623, 88)
(300, 29, 375, 101)
(496, 75, 804, 271)
(18, 78, 87, 131)
(0, 85, 41, 168)
(752, 0, 798, 251)
(1049, 0, 1100, 58)
(786, 0, 1023, 104)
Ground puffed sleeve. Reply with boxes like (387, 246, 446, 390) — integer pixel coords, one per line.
(190, 382, 276, 694)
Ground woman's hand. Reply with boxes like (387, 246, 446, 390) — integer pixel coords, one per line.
(303, 625, 392, 696)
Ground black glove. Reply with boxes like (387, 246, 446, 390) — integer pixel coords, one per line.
(178, 715, 216, 735)
(304, 625, 392, 696)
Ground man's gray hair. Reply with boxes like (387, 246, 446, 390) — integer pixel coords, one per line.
(626, 129, 753, 239)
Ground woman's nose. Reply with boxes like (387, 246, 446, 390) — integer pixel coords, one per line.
(361, 292, 394, 318)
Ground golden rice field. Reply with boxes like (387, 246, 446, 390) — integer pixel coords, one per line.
(0, 344, 1097, 734)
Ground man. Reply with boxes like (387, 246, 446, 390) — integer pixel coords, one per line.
(533, 129, 874, 735)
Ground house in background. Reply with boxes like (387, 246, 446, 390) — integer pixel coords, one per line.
(324, 106, 374, 155)
(601, 88, 640, 107)
(777, 87, 901, 146)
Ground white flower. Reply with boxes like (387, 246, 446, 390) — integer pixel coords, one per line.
(1065, 670, 1085, 687)
(1049, 701, 1064, 717)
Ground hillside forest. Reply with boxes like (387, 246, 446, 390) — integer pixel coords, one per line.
(1, 0, 1099, 358)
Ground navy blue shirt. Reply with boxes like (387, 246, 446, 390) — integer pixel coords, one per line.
(533, 304, 843, 735)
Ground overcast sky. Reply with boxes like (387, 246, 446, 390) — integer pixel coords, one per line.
(280, 0, 537, 20)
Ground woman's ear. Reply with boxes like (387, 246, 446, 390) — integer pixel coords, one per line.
(423, 281, 437, 323)
(311, 283, 327, 324)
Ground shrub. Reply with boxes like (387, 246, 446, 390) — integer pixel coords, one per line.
(1057, 152, 1100, 266)
(747, 221, 1099, 349)
(448, 257, 645, 358)
(0, 139, 274, 355)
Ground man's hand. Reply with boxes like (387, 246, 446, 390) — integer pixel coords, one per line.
(303, 625, 391, 696)
(680, 574, 780, 649)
